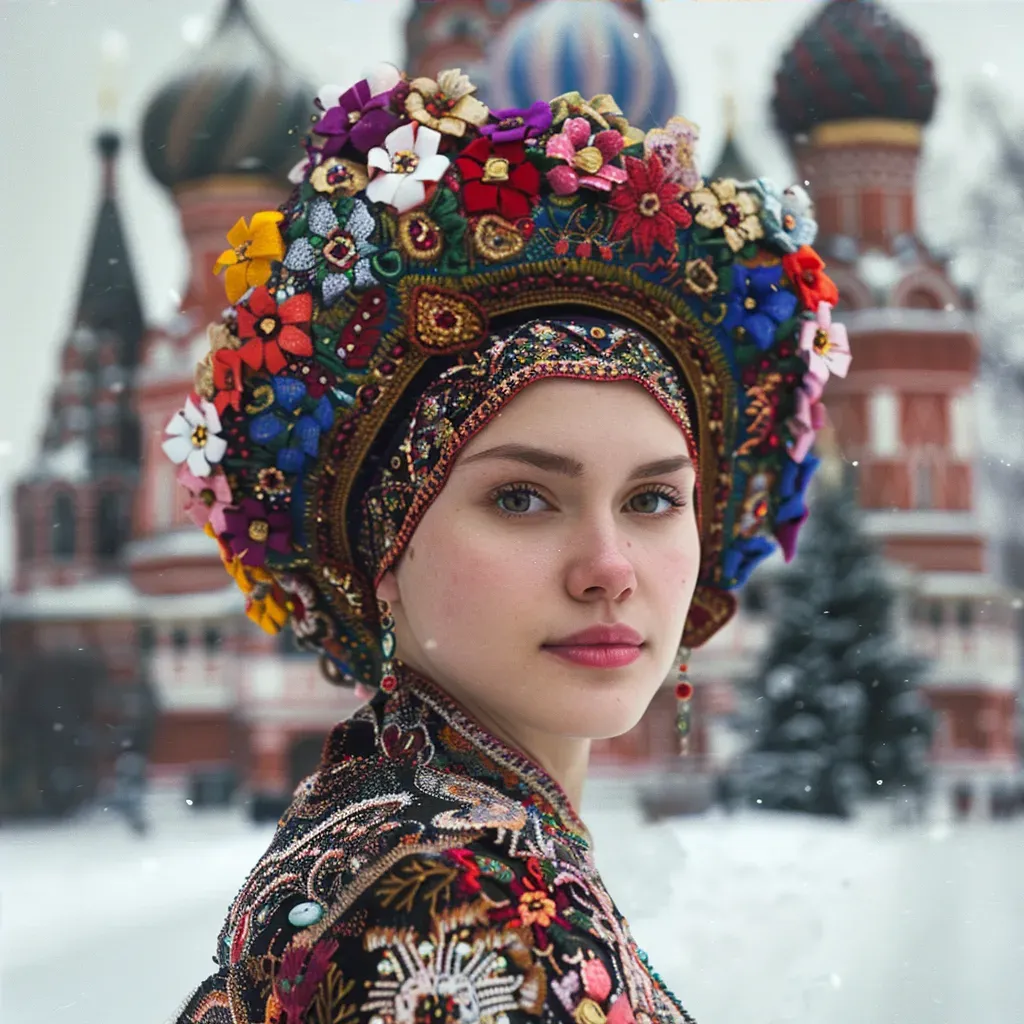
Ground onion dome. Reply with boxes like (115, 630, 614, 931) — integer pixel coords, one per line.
(773, 0, 937, 138)
(142, 0, 311, 190)
(488, 0, 678, 131)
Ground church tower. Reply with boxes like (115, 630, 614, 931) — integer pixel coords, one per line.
(773, 0, 1019, 790)
(12, 125, 144, 592)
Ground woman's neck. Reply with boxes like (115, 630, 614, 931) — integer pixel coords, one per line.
(396, 661, 591, 815)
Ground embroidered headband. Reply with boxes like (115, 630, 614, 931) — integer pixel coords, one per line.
(352, 315, 699, 589)
(163, 64, 850, 688)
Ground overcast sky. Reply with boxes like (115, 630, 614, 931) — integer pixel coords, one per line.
(2, 0, 1023, 580)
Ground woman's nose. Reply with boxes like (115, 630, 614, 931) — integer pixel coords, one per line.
(564, 520, 637, 603)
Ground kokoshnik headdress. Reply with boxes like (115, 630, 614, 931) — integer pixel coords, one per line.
(162, 64, 851, 689)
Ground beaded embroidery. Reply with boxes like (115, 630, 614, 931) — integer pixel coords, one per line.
(172, 664, 697, 1024)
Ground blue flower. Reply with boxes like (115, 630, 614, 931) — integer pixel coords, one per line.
(248, 377, 335, 472)
(777, 452, 820, 524)
(775, 453, 821, 562)
(751, 178, 818, 254)
(722, 264, 799, 351)
(722, 535, 776, 587)
(277, 396, 334, 473)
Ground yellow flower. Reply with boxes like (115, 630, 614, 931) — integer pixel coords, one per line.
(309, 157, 369, 198)
(547, 91, 640, 144)
(221, 551, 255, 596)
(213, 211, 285, 304)
(550, 91, 607, 129)
(573, 998, 607, 1024)
(195, 322, 240, 398)
(689, 179, 764, 252)
(246, 581, 289, 635)
(406, 68, 488, 137)
(194, 355, 215, 400)
(587, 94, 645, 145)
(208, 321, 239, 353)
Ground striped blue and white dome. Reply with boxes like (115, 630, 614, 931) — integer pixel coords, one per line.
(487, 0, 678, 131)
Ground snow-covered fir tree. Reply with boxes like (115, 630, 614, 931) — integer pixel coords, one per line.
(746, 472, 934, 817)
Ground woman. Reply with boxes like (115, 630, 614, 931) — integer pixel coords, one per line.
(166, 66, 846, 1024)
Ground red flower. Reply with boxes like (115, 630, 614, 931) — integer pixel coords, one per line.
(608, 154, 693, 257)
(236, 286, 314, 371)
(212, 345, 262, 415)
(782, 246, 839, 310)
(456, 138, 541, 221)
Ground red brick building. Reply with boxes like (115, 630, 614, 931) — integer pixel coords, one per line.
(4, 0, 1017, 815)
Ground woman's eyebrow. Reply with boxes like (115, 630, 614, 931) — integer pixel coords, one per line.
(632, 455, 694, 478)
(458, 444, 693, 479)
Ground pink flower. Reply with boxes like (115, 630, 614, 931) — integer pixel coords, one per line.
(643, 115, 701, 189)
(799, 301, 851, 382)
(787, 372, 827, 463)
(545, 117, 627, 196)
(177, 465, 232, 532)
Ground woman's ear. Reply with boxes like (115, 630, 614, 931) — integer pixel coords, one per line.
(376, 568, 400, 606)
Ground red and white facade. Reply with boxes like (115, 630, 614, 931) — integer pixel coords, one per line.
(5, 1, 1017, 809)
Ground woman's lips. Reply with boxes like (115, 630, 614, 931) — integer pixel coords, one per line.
(542, 644, 643, 668)
(542, 624, 644, 668)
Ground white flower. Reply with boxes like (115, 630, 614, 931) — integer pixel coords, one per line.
(366, 122, 450, 214)
(161, 397, 227, 477)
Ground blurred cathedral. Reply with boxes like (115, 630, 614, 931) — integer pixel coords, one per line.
(2, 0, 1018, 819)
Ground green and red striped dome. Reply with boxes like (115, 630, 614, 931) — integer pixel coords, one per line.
(772, 0, 937, 138)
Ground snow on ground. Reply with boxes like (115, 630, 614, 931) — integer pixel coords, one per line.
(1, 783, 1021, 1024)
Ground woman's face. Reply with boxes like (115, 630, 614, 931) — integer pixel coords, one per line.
(377, 378, 700, 742)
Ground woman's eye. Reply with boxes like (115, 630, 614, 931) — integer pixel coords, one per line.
(495, 487, 547, 515)
(628, 491, 678, 515)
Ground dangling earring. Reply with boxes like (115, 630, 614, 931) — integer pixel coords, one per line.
(675, 648, 694, 756)
(378, 597, 399, 694)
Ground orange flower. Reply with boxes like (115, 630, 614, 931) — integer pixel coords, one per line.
(518, 890, 557, 928)
(213, 211, 285, 304)
(782, 245, 839, 310)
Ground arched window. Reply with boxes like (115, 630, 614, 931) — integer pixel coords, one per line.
(203, 626, 222, 654)
(957, 600, 973, 631)
(96, 490, 123, 559)
(52, 492, 76, 559)
(904, 288, 943, 311)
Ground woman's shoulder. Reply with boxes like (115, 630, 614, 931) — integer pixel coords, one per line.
(174, 746, 696, 1022)
(176, 837, 681, 1024)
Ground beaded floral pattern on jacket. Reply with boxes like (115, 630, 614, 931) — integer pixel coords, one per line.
(173, 668, 697, 1024)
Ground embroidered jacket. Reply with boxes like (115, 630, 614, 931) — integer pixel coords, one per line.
(174, 668, 696, 1024)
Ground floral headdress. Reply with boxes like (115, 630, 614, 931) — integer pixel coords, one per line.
(164, 64, 850, 687)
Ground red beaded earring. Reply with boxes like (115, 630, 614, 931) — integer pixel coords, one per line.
(378, 598, 399, 694)
(675, 649, 695, 755)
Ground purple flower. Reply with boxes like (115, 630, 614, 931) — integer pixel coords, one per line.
(723, 265, 799, 351)
(314, 77, 400, 157)
(481, 101, 552, 144)
(221, 497, 292, 567)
